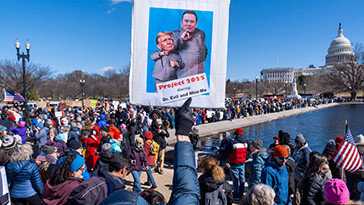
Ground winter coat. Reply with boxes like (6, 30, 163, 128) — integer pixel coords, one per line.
(248, 148, 268, 188)
(81, 125, 92, 138)
(81, 125, 102, 170)
(6, 160, 43, 198)
(99, 190, 149, 205)
(67, 167, 125, 205)
(226, 134, 248, 167)
(127, 146, 146, 171)
(34, 127, 49, 147)
(10, 126, 27, 144)
(218, 138, 231, 162)
(261, 160, 289, 205)
(98, 115, 108, 129)
(357, 181, 364, 202)
(292, 143, 311, 171)
(285, 157, 297, 196)
(199, 173, 233, 205)
(68, 127, 81, 143)
(144, 134, 156, 166)
(301, 173, 327, 205)
(150, 124, 169, 150)
(42, 177, 83, 205)
(109, 125, 121, 140)
(169, 141, 200, 205)
(47, 139, 67, 156)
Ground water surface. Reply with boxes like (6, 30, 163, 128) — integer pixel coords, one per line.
(201, 104, 364, 153)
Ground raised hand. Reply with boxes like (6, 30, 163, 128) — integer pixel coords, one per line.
(175, 98, 194, 137)
(181, 31, 192, 41)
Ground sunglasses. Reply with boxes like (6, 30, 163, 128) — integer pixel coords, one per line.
(279, 156, 288, 160)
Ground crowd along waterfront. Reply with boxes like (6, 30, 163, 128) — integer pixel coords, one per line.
(201, 104, 364, 153)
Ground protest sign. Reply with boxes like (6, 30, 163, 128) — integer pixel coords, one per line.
(129, 0, 230, 108)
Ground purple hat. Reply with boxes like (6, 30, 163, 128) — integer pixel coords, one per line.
(324, 179, 350, 204)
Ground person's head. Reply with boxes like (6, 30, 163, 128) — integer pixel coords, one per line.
(199, 157, 225, 182)
(323, 140, 336, 160)
(0, 125, 7, 137)
(100, 126, 110, 137)
(250, 139, 263, 152)
(295, 133, 306, 148)
(155, 119, 162, 127)
(273, 145, 288, 166)
(242, 183, 276, 205)
(108, 152, 131, 179)
(50, 154, 85, 186)
(273, 135, 279, 144)
(355, 134, 364, 155)
(136, 137, 144, 149)
(9, 144, 33, 162)
(324, 179, 350, 205)
(181, 10, 198, 33)
(222, 131, 230, 139)
(68, 140, 83, 155)
(140, 189, 166, 205)
(304, 153, 328, 179)
(156, 32, 174, 52)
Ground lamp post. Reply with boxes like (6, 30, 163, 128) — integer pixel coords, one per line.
(79, 78, 85, 109)
(285, 81, 288, 97)
(303, 83, 307, 98)
(233, 87, 236, 99)
(255, 76, 258, 99)
(15, 39, 31, 104)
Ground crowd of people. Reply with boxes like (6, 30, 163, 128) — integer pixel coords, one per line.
(0, 97, 362, 205)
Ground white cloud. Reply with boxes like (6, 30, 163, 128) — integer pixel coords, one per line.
(107, 8, 116, 14)
(98, 66, 114, 72)
(110, 0, 132, 5)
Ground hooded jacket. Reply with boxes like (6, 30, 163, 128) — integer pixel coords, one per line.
(261, 159, 289, 205)
(6, 160, 43, 198)
(227, 134, 248, 167)
(98, 115, 108, 129)
(292, 143, 311, 171)
(248, 148, 269, 188)
(81, 125, 102, 170)
(10, 126, 27, 144)
(68, 126, 81, 143)
(67, 167, 125, 205)
(127, 145, 146, 171)
(34, 127, 49, 147)
(150, 123, 169, 150)
(47, 139, 67, 156)
(198, 173, 233, 205)
(144, 133, 156, 166)
(42, 177, 83, 205)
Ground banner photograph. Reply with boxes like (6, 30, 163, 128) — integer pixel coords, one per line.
(130, 0, 230, 108)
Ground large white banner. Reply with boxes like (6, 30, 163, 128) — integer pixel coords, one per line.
(129, 0, 230, 108)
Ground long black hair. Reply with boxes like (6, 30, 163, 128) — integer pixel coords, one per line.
(303, 153, 327, 180)
(49, 154, 76, 186)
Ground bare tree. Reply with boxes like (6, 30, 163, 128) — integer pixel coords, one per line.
(325, 62, 364, 100)
(353, 42, 364, 64)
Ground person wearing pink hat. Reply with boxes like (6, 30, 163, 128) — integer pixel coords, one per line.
(10, 121, 27, 144)
(324, 179, 350, 205)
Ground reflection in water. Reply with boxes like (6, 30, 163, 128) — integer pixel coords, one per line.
(201, 104, 364, 153)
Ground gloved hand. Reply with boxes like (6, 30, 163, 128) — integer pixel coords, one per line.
(175, 98, 194, 136)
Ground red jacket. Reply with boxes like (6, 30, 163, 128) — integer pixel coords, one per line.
(144, 134, 156, 166)
(228, 140, 248, 166)
(82, 125, 102, 170)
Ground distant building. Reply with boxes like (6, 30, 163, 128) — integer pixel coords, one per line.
(325, 23, 355, 66)
(261, 24, 355, 81)
(260, 67, 294, 83)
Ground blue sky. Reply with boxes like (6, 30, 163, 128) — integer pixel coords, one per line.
(1, 0, 363, 81)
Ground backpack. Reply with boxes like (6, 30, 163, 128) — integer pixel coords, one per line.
(147, 140, 160, 155)
(204, 184, 227, 205)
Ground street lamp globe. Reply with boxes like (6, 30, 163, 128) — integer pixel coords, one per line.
(14, 39, 21, 49)
(25, 40, 31, 50)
